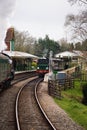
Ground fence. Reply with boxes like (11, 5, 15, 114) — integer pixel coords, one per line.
(48, 72, 87, 99)
(48, 77, 74, 99)
(72, 71, 87, 81)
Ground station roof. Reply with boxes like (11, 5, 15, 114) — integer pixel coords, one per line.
(55, 51, 78, 58)
(3, 51, 38, 59)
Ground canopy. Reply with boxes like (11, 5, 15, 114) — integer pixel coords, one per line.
(55, 51, 78, 58)
(3, 51, 38, 59)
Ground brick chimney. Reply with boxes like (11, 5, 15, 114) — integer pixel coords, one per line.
(5, 28, 14, 51)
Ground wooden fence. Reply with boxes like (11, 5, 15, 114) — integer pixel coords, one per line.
(48, 64, 87, 99)
(48, 72, 87, 99)
(48, 77, 74, 99)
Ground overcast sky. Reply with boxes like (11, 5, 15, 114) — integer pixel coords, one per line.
(0, 0, 79, 51)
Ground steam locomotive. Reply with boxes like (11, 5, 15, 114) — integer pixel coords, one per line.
(0, 52, 14, 89)
(36, 58, 49, 77)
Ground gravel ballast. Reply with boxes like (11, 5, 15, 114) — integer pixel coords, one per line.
(38, 82, 85, 130)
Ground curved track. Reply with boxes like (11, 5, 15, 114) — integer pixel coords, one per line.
(0, 71, 56, 130)
(12, 71, 37, 85)
(0, 73, 38, 130)
(16, 78, 56, 130)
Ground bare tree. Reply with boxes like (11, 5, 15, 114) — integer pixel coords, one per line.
(65, 11, 87, 41)
(65, 0, 87, 41)
(59, 38, 70, 51)
(14, 29, 36, 53)
(68, 0, 87, 5)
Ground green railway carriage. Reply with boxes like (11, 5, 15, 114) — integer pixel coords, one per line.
(0, 53, 14, 89)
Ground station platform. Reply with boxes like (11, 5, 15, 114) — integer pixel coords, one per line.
(15, 70, 36, 75)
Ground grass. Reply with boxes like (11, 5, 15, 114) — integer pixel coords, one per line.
(54, 80, 87, 130)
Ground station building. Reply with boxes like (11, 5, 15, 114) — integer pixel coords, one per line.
(3, 50, 38, 71)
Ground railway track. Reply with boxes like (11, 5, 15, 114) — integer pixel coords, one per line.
(12, 71, 37, 85)
(16, 78, 56, 130)
(0, 73, 37, 130)
(0, 72, 56, 130)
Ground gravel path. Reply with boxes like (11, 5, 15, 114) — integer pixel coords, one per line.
(38, 82, 85, 130)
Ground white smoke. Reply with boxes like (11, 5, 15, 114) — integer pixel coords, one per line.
(0, 0, 16, 51)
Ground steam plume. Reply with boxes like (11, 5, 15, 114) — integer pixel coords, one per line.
(0, 0, 16, 51)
